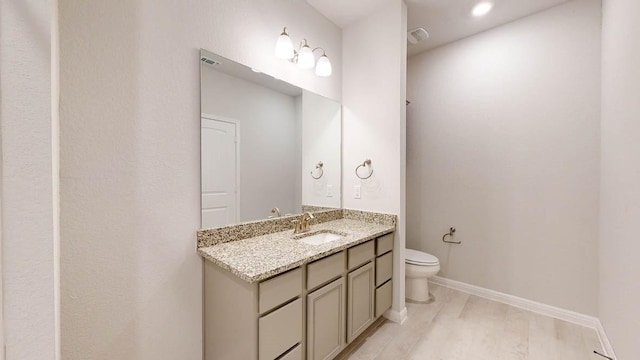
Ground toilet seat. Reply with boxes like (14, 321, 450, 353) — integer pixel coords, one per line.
(405, 249, 439, 266)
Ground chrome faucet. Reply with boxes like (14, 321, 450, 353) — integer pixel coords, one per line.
(292, 212, 315, 234)
(270, 207, 281, 217)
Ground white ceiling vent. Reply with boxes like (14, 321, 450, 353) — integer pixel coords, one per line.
(200, 56, 221, 66)
(408, 28, 430, 45)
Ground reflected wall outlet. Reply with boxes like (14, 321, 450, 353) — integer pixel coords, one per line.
(354, 185, 361, 199)
(326, 184, 333, 197)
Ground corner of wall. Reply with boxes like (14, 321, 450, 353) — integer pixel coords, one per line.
(341, 0, 407, 316)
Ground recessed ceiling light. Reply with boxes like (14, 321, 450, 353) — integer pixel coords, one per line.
(472, 1, 494, 17)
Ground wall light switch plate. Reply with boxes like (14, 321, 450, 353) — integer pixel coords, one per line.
(326, 184, 333, 197)
(354, 185, 361, 199)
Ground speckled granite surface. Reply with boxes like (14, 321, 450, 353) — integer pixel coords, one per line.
(198, 218, 395, 283)
(343, 209, 397, 226)
(197, 209, 342, 248)
(301, 205, 339, 213)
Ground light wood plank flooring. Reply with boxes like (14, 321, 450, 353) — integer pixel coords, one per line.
(339, 284, 603, 360)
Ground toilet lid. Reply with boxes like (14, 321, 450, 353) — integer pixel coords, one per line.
(405, 249, 439, 265)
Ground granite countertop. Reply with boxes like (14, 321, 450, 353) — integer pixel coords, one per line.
(198, 218, 395, 283)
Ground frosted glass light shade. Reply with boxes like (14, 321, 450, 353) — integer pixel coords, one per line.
(297, 45, 315, 69)
(275, 32, 294, 59)
(315, 55, 332, 77)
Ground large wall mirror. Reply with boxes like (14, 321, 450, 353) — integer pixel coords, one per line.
(200, 49, 341, 229)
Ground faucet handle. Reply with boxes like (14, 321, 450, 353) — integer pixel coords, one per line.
(291, 219, 302, 233)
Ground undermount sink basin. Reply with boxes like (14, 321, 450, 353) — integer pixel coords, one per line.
(295, 231, 346, 246)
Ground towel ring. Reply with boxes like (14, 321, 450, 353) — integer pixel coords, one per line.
(355, 159, 373, 180)
(311, 161, 324, 180)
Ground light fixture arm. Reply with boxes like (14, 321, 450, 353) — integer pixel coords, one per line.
(290, 39, 311, 64)
(296, 39, 310, 53)
(291, 45, 328, 65)
(312, 47, 327, 56)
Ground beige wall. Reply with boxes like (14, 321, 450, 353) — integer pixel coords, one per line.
(407, 0, 601, 315)
(0, 0, 60, 359)
(599, 0, 640, 358)
(342, 0, 407, 320)
(59, 1, 341, 359)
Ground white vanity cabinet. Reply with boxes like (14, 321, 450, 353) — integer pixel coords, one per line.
(203, 232, 394, 360)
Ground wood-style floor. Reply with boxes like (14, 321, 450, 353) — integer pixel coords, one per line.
(339, 284, 603, 360)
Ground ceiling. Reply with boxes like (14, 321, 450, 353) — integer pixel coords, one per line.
(306, 0, 391, 28)
(306, 0, 570, 56)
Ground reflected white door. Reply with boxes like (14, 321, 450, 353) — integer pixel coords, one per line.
(201, 116, 238, 228)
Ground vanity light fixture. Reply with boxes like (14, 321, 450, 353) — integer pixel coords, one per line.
(472, 1, 494, 17)
(275, 27, 295, 59)
(315, 50, 332, 77)
(274, 27, 332, 77)
(297, 40, 315, 69)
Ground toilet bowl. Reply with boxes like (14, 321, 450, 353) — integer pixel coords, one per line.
(405, 249, 440, 302)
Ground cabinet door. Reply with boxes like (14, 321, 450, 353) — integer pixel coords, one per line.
(347, 261, 375, 343)
(307, 277, 346, 360)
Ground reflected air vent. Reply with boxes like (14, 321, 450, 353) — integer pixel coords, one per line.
(200, 57, 221, 66)
(408, 28, 429, 45)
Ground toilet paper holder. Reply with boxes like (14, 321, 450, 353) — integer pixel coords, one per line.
(442, 227, 461, 244)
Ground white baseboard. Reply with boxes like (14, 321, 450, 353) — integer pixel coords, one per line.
(430, 276, 616, 359)
(383, 306, 407, 324)
(594, 320, 617, 359)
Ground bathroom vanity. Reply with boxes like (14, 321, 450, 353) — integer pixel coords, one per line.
(197, 48, 396, 360)
(198, 215, 395, 360)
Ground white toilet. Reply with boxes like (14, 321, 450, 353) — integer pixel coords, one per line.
(405, 248, 440, 302)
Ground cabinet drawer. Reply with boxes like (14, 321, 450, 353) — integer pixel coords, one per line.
(348, 240, 375, 270)
(307, 252, 345, 291)
(259, 268, 302, 314)
(375, 280, 392, 318)
(279, 344, 302, 360)
(259, 298, 302, 360)
(376, 233, 394, 256)
(375, 251, 393, 287)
